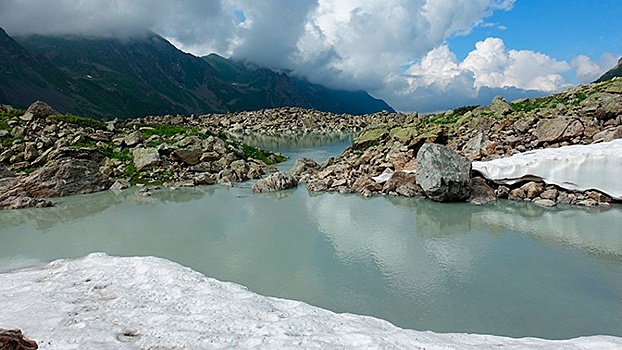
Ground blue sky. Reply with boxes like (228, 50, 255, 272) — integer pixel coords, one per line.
(0, 0, 620, 112)
(450, 1, 621, 62)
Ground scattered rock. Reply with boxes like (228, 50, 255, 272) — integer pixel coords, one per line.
(132, 148, 161, 171)
(0, 166, 15, 179)
(252, 172, 298, 193)
(469, 177, 496, 205)
(289, 158, 320, 180)
(533, 198, 556, 207)
(0, 329, 38, 350)
(110, 179, 131, 191)
(415, 143, 472, 202)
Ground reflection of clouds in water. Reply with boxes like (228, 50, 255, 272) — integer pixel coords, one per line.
(305, 193, 491, 296)
(473, 203, 622, 259)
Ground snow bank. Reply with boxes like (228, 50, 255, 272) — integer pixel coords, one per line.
(472, 139, 622, 199)
(1, 253, 621, 349)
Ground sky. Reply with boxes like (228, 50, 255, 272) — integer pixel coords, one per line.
(0, 0, 620, 112)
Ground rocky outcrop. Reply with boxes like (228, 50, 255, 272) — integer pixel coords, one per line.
(0, 101, 286, 210)
(298, 78, 622, 206)
(415, 143, 471, 202)
(0, 329, 38, 350)
(252, 172, 298, 193)
(0, 158, 110, 210)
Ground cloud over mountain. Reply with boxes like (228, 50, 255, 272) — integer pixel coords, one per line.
(0, 0, 617, 112)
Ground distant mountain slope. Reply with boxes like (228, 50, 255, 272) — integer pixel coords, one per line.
(0, 27, 94, 114)
(595, 57, 622, 83)
(17, 32, 239, 118)
(1, 28, 394, 118)
(203, 54, 395, 114)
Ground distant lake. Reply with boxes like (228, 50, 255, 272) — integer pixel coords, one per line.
(1, 133, 621, 340)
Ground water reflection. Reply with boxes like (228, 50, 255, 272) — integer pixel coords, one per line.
(1, 134, 621, 339)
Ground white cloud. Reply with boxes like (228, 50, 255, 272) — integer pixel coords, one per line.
(2, 0, 617, 113)
(396, 37, 572, 112)
(571, 53, 620, 84)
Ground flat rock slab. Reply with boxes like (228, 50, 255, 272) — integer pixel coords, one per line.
(472, 139, 622, 199)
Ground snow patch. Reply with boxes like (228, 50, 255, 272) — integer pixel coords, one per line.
(472, 139, 622, 199)
(0, 253, 621, 349)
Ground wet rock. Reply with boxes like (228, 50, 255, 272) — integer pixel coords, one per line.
(252, 172, 298, 193)
(290, 158, 320, 180)
(20, 158, 112, 198)
(0, 329, 38, 350)
(469, 177, 496, 205)
(520, 181, 544, 199)
(382, 171, 421, 196)
(415, 143, 471, 202)
(110, 179, 131, 191)
(533, 198, 556, 207)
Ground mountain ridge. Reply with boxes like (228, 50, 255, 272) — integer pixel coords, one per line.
(0, 28, 394, 118)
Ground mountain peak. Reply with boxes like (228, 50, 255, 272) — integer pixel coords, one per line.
(1, 30, 394, 118)
(595, 57, 622, 83)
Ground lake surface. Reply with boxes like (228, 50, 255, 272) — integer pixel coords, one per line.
(1, 134, 621, 340)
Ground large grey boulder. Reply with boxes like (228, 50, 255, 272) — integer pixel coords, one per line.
(0, 158, 111, 210)
(416, 143, 472, 202)
(132, 147, 161, 171)
(252, 172, 298, 193)
(20, 158, 112, 198)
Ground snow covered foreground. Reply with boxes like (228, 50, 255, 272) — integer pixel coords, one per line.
(472, 139, 622, 199)
(1, 254, 621, 349)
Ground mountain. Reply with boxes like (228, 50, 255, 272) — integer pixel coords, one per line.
(595, 57, 622, 83)
(202, 54, 394, 114)
(0, 27, 100, 115)
(0, 28, 394, 118)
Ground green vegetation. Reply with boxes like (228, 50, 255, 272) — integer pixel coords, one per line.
(141, 124, 189, 138)
(101, 147, 132, 162)
(240, 143, 287, 165)
(423, 105, 479, 125)
(50, 114, 107, 130)
(0, 108, 24, 131)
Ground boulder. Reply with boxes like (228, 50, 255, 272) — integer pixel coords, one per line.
(0, 166, 15, 179)
(0, 329, 38, 350)
(352, 127, 388, 150)
(382, 171, 423, 197)
(171, 149, 202, 165)
(535, 118, 573, 143)
(124, 131, 144, 147)
(415, 143, 472, 202)
(24, 100, 58, 120)
(593, 126, 622, 142)
(132, 148, 161, 171)
(289, 158, 320, 179)
(469, 177, 496, 205)
(252, 172, 298, 193)
(20, 158, 112, 198)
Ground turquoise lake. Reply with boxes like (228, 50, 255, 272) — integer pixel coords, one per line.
(1, 134, 621, 340)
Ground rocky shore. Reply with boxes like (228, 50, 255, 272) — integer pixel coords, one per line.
(2, 78, 621, 209)
(294, 78, 622, 207)
(0, 102, 287, 210)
